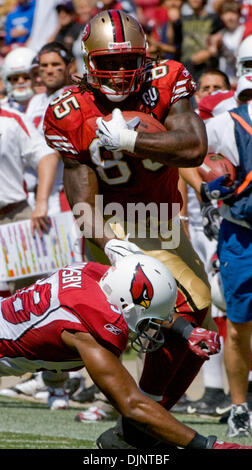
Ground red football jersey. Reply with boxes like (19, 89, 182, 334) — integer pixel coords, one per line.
(0, 262, 128, 376)
(44, 59, 196, 212)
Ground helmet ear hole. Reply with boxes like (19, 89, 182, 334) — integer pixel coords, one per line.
(120, 298, 128, 309)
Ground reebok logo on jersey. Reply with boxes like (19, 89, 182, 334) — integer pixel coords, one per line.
(104, 324, 122, 335)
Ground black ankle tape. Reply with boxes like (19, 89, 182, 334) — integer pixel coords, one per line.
(187, 433, 208, 449)
(171, 317, 194, 340)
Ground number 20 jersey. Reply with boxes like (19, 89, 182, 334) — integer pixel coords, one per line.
(44, 59, 196, 212)
(0, 262, 128, 377)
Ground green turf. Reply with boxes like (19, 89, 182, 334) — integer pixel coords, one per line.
(173, 412, 252, 447)
(0, 397, 115, 449)
(0, 396, 251, 449)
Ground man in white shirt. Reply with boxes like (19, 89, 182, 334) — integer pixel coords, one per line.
(25, 41, 74, 216)
(0, 105, 60, 287)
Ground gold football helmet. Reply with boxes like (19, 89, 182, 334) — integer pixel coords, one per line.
(81, 10, 147, 101)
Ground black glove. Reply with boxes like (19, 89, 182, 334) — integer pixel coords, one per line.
(200, 202, 221, 241)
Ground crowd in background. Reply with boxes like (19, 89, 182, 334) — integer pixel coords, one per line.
(1, 0, 252, 91)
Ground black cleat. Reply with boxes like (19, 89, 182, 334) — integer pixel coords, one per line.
(71, 384, 99, 403)
(187, 387, 229, 416)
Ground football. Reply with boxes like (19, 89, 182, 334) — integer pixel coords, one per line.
(103, 111, 167, 133)
(85, 111, 167, 135)
(198, 153, 236, 183)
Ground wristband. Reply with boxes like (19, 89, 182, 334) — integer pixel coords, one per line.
(171, 316, 194, 340)
(119, 128, 138, 153)
(187, 433, 208, 449)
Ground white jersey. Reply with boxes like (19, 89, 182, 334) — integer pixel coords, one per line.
(25, 90, 65, 213)
(0, 106, 54, 209)
(206, 101, 252, 229)
(26, 89, 65, 135)
(205, 102, 252, 165)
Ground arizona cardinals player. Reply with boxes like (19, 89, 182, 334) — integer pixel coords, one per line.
(43, 9, 218, 442)
(0, 254, 248, 449)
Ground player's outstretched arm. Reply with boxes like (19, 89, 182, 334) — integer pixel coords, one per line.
(61, 330, 196, 447)
(62, 329, 252, 449)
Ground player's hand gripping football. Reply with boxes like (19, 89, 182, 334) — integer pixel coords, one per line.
(104, 236, 143, 265)
(96, 108, 139, 152)
(187, 327, 221, 360)
(201, 174, 238, 202)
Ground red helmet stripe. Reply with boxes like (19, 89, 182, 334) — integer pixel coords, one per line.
(108, 10, 125, 43)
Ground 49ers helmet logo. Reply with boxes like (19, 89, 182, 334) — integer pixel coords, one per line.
(130, 263, 154, 309)
(82, 24, 90, 41)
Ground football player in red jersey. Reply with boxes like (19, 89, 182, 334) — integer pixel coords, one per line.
(43, 9, 219, 445)
(0, 254, 249, 450)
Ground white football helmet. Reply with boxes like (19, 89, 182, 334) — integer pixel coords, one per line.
(210, 272, 226, 312)
(99, 254, 177, 352)
(236, 35, 252, 78)
(81, 9, 147, 102)
(2, 47, 36, 102)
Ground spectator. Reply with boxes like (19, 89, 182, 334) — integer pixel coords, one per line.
(92, 0, 137, 17)
(72, 0, 93, 74)
(1, 47, 53, 231)
(29, 56, 47, 95)
(197, 80, 236, 120)
(208, 1, 245, 88)
(26, 0, 60, 53)
(194, 67, 231, 106)
(25, 41, 74, 216)
(0, 45, 54, 306)
(148, 0, 183, 61)
(4, 0, 36, 47)
(180, 0, 223, 80)
(135, 0, 161, 30)
(1, 46, 36, 112)
(49, 1, 83, 54)
(0, 0, 17, 18)
(0, 30, 9, 88)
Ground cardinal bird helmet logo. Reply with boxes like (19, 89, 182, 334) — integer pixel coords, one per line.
(130, 263, 154, 309)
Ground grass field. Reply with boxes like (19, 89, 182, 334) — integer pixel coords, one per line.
(0, 394, 251, 450)
(0, 351, 251, 466)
